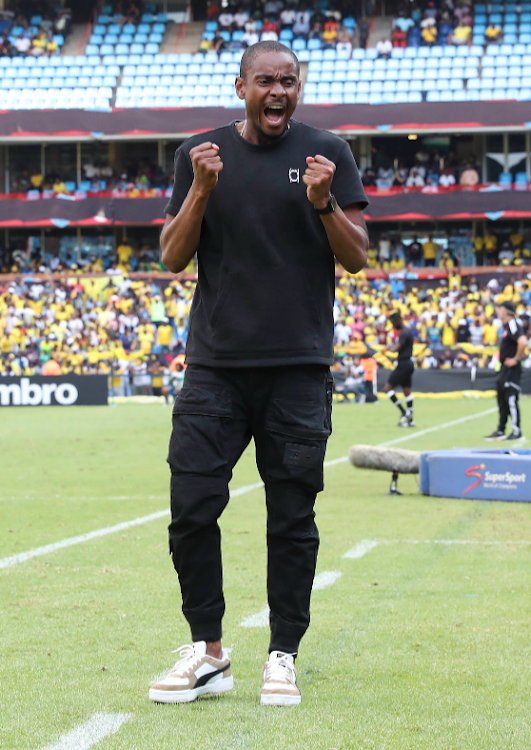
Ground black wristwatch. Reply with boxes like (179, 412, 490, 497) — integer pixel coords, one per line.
(315, 194, 338, 215)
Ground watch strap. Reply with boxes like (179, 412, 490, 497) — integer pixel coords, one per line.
(315, 194, 338, 215)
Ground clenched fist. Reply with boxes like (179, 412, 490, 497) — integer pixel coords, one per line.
(303, 155, 336, 210)
(191, 142, 224, 195)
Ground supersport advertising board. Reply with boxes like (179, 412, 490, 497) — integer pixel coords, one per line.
(420, 448, 531, 503)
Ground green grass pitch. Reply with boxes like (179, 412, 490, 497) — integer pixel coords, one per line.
(1, 398, 531, 750)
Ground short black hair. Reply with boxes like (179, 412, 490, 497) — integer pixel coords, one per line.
(239, 41, 300, 80)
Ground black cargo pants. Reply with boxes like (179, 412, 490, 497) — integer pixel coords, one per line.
(497, 364, 522, 436)
(167, 364, 333, 654)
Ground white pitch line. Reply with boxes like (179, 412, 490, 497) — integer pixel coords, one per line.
(381, 539, 531, 546)
(0, 510, 170, 570)
(240, 606, 270, 628)
(40, 712, 133, 750)
(240, 571, 342, 627)
(312, 570, 342, 590)
(0, 408, 497, 571)
(343, 540, 380, 559)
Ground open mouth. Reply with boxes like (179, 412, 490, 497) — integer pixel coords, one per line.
(263, 105, 286, 126)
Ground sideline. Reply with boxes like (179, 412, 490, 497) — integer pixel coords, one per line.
(40, 713, 132, 750)
(240, 570, 343, 627)
(0, 408, 496, 571)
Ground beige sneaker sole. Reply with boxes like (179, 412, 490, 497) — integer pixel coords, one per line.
(149, 675, 234, 704)
(260, 693, 301, 706)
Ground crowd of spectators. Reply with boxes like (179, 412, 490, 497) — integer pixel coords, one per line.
(361, 146, 481, 191)
(333, 267, 531, 370)
(0, 273, 192, 378)
(2, 264, 530, 378)
(0, 234, 175, 274)
(8, 160, 173, 196)
(0, 4, 71, 58)
(391, 0, 475, 48)
(200, 0, 367, 54)
(364, 228, 531, 271)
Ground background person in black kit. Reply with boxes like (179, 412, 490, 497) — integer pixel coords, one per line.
(383, 312, 415, 427)
(150, 41, 369, 708)
(485, 301, 527, 442)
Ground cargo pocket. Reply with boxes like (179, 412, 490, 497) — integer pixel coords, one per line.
(167, 386, 233, 476)
(265, 397, 331, 442)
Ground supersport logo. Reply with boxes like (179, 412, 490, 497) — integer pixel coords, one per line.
(463, 463, 485, 494)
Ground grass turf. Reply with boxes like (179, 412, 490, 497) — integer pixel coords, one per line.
(1, 398, 530, 750)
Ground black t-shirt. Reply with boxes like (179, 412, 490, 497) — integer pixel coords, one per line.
(409, 241, 422, 259)
(165, 120, 368, 367)
(396, 326, 413, 361)
(500, 317, 524, 362)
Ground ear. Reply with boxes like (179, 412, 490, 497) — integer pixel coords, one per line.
(235, 75, 245, 100)
(297, 78, 302, 99)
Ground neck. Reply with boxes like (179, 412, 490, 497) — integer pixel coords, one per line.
(239, 119, 290, 146)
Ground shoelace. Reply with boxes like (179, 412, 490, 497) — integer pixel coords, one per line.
(265, 655, 296, 684)
(170, 644, 202, 675)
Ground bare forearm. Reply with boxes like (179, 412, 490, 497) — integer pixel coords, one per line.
(516, 336, 527, 361)
(160, 184, 210, 273)
(320, 208, 368, 274)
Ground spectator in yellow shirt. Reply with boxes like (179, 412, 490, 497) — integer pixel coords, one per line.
(390, 254, 405, 270)
(421, 25, 437, 45)
(484, 231, 498, 265)
(423, 236, 438, 267)
(473, 235, 484, 266)
(452, 22, 471, 45)
(483, 318, 499, 345)
(30, 169, 44, 190)
(485, 22, 501, 42)
(156, 319, 174, 353)
(52, 178, 67, 193)
(117, 241, 133, 268)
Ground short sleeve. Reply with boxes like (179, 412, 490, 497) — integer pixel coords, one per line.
(164, 144, 194, 216)
(508, 318, 524, 340)
(398, 330, 407, 348)
(331, 140, 369, 210)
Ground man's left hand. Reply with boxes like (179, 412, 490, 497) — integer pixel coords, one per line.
(504, 357, 518, 367)
(303, 155, 336, 209)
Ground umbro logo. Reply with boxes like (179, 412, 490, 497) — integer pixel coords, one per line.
(288, 168, 299, 183)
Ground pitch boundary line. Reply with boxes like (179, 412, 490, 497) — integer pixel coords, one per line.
(39, 712, 133, 750)
(0, 408, 497, 571)
(240, 570, 342, 627)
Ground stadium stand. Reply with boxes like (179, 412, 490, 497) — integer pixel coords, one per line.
(1, 265, 530, 378)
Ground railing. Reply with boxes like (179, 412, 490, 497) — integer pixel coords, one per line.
(78, 11, 94, 56)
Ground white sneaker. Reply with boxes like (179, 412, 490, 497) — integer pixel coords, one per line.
(260, 651, 301, 706)
(398, 415, 409, 427)
(149, 642, 233, 704)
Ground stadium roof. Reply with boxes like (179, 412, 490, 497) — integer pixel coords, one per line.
(1, 101, 531, 141)
(2, 190, 531, 227)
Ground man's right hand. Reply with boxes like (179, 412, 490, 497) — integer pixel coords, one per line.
(191, 142, 223, 195)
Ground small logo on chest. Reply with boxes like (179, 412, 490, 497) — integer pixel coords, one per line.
(288, 168, 300, 183)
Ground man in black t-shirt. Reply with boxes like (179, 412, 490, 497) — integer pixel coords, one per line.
(485, 301, 527, 441)
(149, 41, 368, 707)
(408, 236, 422, 267)
(384, 312, 415, 427)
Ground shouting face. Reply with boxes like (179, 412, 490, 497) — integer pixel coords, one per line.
(236, 50, 301, 144)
